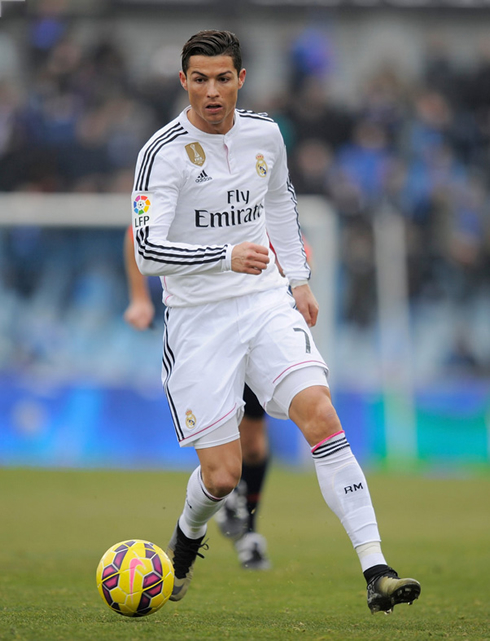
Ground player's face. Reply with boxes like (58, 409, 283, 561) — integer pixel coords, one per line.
(180, 55, 246, 135)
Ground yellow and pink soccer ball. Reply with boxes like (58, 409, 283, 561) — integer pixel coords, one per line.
(96, 539, 174, 617)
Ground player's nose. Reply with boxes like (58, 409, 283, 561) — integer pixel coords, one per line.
(207, 80, 220, 97)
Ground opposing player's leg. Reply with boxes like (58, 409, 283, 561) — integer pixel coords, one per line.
(167, 420, 242, 601)
(215, 385, 271, 569)
(286, 377, 421, 614)
(239, 388, 270, 536)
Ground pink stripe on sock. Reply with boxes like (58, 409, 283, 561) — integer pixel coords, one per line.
(311, 430, 345, 453)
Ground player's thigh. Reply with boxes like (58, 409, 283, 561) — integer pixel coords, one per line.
(163, 303, 246, 443)
(245, 291, 327, 416)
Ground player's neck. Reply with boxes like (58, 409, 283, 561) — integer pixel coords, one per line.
(186, 108, 235, 135)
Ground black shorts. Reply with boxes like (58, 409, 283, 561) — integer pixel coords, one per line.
(243, 384, 265, 420)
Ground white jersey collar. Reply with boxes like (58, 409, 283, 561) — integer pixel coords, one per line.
(179, 106, 240, 141)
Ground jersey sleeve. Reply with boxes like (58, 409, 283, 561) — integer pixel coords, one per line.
(132, 148, 232, 277)
(264, 132, 311, 283)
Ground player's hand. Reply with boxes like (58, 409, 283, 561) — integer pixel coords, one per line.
(124, 299, 155, 330)
(231, 242, 270, 275)
(292, 284, 319, 328)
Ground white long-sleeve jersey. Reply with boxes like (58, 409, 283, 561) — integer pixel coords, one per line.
(132, 106, 310, 307)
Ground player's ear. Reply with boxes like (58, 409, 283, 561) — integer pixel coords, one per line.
(238, 68, 246, 89)
(179, 70, 188, 91)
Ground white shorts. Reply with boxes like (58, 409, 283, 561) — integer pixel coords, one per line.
(161, 287, 329, 447)
(194, 365, 329, 450)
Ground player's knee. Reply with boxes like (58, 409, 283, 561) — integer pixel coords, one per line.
(203, 466, 241, 499)
(306, 406, 341, 444)
(290, 387, 343, 447)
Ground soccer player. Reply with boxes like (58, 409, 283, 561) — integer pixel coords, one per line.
(124, 225, 271, 569)
(131, 30, 421, 613)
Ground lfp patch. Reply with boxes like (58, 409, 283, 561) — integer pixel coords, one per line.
(133, 193, 153, 229)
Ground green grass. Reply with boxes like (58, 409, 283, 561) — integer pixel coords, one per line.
(0, 467, 489, 641)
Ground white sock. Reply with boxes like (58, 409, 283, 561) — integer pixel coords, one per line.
(356, 541, 387, 572)
(178, 466, 229, 539)
(312, 431, 385, 568)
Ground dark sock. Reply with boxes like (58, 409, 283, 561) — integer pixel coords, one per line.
(241, 456, 269, 532)
(363, 564, 396, 586)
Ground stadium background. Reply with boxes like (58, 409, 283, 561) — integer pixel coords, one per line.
(1, 0, 489, 473)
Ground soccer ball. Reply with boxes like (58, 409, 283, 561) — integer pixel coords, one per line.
(96, 539, 174, 617)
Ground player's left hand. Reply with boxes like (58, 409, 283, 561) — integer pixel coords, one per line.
(292, 284, 319, 328)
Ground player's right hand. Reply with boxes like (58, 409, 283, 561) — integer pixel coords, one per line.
(231, 242, 270, 275)
(124, 300, 155, 330)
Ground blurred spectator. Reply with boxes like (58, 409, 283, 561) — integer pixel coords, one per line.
(334, 119, 393, 207)
(27, 0, 70, 70)
(288, 26, 336, 92)
(0, 80, 22, 156)
(357, 65, 408, 145)
(465, 37, 490, 116)
(289, 139, 334, 196)
(403, 89, 454, 162)
(340, 220, 376, 328)
(422, 34, 463, 105)
(285, 77, 353, 151)
(443, 330, 482, 379)
(444, 173, 488, 302)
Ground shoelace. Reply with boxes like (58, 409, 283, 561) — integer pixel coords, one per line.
(173, 537, 209, 578)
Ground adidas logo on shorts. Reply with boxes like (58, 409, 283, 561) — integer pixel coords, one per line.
(195, 170, 212, 183)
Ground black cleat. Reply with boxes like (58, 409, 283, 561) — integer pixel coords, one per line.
(367, 567, 421, 614)
(166, 522, 208, 602)
(234, 532, 271, 570)
(214, 482, 249, 541)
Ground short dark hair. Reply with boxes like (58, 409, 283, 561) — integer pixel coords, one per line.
(181, 30, 242, 76)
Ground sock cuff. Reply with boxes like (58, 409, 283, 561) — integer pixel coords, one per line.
(311, 431, 350, 459)
(311, 430, 345, 453)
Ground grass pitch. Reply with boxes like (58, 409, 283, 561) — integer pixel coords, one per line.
(0, 467, 489, 641)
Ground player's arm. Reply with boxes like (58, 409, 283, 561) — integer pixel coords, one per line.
(132, 150, 236, 278)
(264, 134, 316, 323)
(290, 283, 319, 328)
(123, 226, 155, 330)
(264, 140, 310, 281)
(231, 242, 269, 274)
(281, 234, 317, 326)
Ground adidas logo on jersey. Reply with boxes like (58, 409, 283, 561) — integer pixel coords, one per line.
(195, 170, 212, 183)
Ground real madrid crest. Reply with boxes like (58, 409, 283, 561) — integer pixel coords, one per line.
(185, 142, 206, 166)
(185, 410, 197, 430)
(256, 153, 268, 178)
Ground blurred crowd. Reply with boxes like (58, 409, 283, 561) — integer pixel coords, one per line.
(1, 9, 489, 381)
(273, 32, 490, 333)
